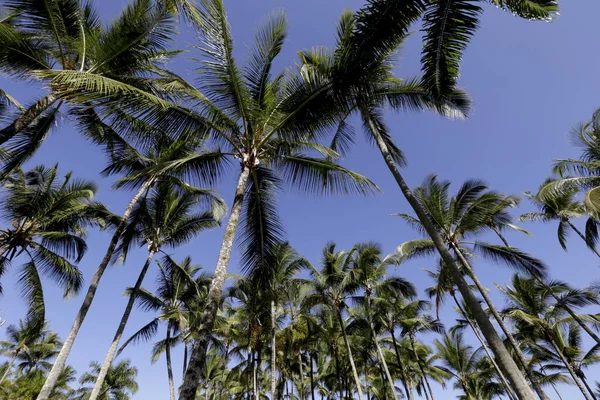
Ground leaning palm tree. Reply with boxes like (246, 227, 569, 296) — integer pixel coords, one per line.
(519, 178, 600, 257)
(396, 176, 549, 399)
(175, 3, 378, 397)
(73, 360, 138, 400)
(88, 183, 222, 400)
(117, 255, 209, 400)
(303, 243, 364, 400)
(40, 135, 227, 398)
(0, 164, 110, 321)
(350, 242, 416, 400)
(0, 0, 185, 174)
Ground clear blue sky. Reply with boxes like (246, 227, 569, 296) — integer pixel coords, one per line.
(1, 0, 600, 398)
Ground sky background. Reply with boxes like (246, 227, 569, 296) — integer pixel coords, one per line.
(1, 0, 600, 398)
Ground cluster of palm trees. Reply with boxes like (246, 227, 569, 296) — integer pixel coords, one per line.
(2, 0, 590, 398)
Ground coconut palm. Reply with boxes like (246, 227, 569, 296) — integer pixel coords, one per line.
(519, 179, 600, 257)
(74, 360, 138, 400)
(350, 242, 416, 399)
(117, 255, 209, 400)
(1, 366, 76, 400)
(14, 332, 61, 375)
(88, 183, 221, 399)
(174, 3, 378, 397)
(41, 134, 227, 397)
(0, 0, 187, 175)
(396, 176, 549, 399)
(0, 164, 110, 321)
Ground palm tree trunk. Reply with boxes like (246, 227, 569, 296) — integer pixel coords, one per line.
(450, 244, 549, 400)
(0, 352, 18, 385)
(366, 296, 397, 400)
(271, 300, 277, 400)
(166, 323, 176, 400)
(420, 378, 430, 400)
(494, 228, 600, 347)
(389, 324, 413, 400)
(537, 361, 563, 400)
(0, 94, 57, 144)
(546, 333, 593, 400)
(219, 340, 230, 400)
(253, 350, 258, 400)
(334, 346, 344, 400)
(335, 308, 364, 400)
(37, 179, 154, 400)
(309, 350, 316, 400)
(183, 342, 188, 380)
(580, 373, 597, 400)
(567, 220, 600, 258)
(409, 334, 434, 400)
(451, 293, 517, 400)
(89, 248, 157, 400)
(180, 165, 251, 399)
(371, 132, 536, 400)
(298, 351, 304, 400)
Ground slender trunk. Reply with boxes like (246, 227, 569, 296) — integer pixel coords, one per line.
(180, 165, 251, 399)
(0, 94, 57, 144)
(451, 244, 549, 400)
(271, 300, 277, 400)
(335, 308, 364, 400)
(334, 347, 343, 400)
(309, 350, 315, 400)
(546, 333, 593, 400)
(0, 352, 18, 385)
(420, 378, 430, 400)
(183, 343, 188, 380)
(376, 361, 387, 399)
(366, 296, 397, 400)
(451, 293, 517, 400)
(390, 325, 413, 400)
(581, 373, 597, 400)
(494, 228, 600, 347)
(363, 354, 370, 400)
(253, 350, 258, 400)
(409, 335, 434, 400)
(298, 351, 304, 400)
(89, 248, 157, 400)
(38, 179, 153, 400)
(567, 220, 600, 258)
(371, 130, 536, 400)
(537, 361, 563, 400)
(166, 323, 176, 400)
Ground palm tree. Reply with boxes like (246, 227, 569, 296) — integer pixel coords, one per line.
(303, 243, 364, 400)
(0, 164, 109, 321)
(519, 179, 600, 257)
(499, 274, 595, 400)
(1, 366, 76, 400)
(350, 243, 416, 400)
(396, 176, 549, 399)
(89, 183, 221, 399)
(118, 255, 210, 400)
(0, 0, 185, 174)
(74, 360, 138, 400)
(174, 3, 378, 397)
(41, 135, 227, 398)
(15, 332, 61, 375)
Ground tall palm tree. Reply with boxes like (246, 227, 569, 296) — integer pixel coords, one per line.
(40, 135, 226, 398)
(0, 0, 185, 174)
(89, 183, 222, 399)
(175, 3, 378, 397)
(303, 243, 364, 400)
(519, 179, 600, 257)
(0, 164, 110, 321)
(117, 255, 209, 400)
(350, 242, 416, 400)
(74, 360, 138, 400)
(396, 176, 549, 399)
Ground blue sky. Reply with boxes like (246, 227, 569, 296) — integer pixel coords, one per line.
(1, 0, 600, 398)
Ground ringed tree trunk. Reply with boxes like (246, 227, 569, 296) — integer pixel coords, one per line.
(166, 323, 176, 400)
(450, 244, 549, 400)
(89, 248, 158, 400)
(494, 228, 600, 347)
(366, 295, 397, 400)
(371, 131, 536, 400)
(37, 178, 154, 400)
(180, 165, 251, 400)
(271, 300, 277, 400)
(389, 323, 413, 400)
(335, 306, 364, 400)
(451, 293, 517, 400)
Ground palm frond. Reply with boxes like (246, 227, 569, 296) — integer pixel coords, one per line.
(473, 242, 547, 279)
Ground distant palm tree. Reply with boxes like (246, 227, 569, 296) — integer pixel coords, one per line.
(118, 255, 210, 400)
(0, 165, 110, 321)
(74, 360, 138, 400)
(15, 332, 61, 374)
(89, 184, 221, 399)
